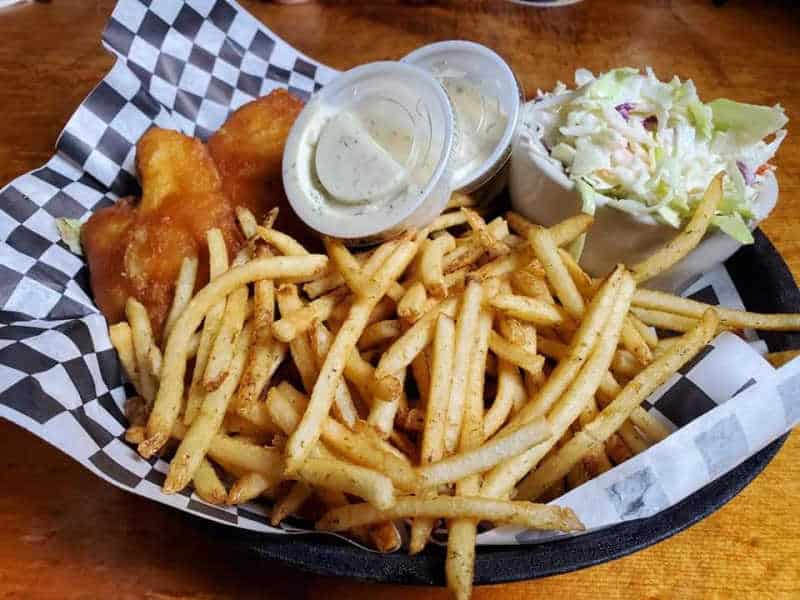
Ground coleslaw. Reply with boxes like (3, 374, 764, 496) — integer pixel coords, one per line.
(524, 67, 788, 244)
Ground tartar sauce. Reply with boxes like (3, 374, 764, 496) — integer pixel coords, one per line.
(438, 72, 508, 188)
(402, 41, 522, 195)
(283, 62, 455, 241)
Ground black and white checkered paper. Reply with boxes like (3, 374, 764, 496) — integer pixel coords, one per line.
(0, 0, 797, 546)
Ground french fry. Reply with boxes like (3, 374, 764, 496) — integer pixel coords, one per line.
(323, 418, 417, 491)
(445, 268, 468, 295)
(511, 268, 554, 303)
(295, 457, 395, 510)
(483, 359, 526, 441)
(481, 268, 629, 500)
(192, 458, 227, 505)
(328, 238, 406, 301)
(528, 226, 585, 319)
(420, 236, 454, 298)
(611, 348, 644, 379)
(397, 281, 428, 322)
(506, 212, 594, 247)
(630, 307, 700, 333)
(124, 425, 145, 445)
(109, 322, 140, 391)
(447, 191, 477, 209)
(409, 313, 456, 555)
(369, 521, 402, 553)
(627, 407, 671, 444)
(497, 314, 540, 395)
(200, 431, 284, 483)
(488, 331, 545, 375)
(308, 321, 359, 427)
(629, 312, 659, 349)
(352, 420, 413, 464)
(163, 256, 199, 342)
(470, 247, 536, 282)
(566, 457, 589, 489)
(516, 309, 719, 500)
(632, 287, 800, 331)
(447, 307, 492, 600)
(342, 348, 376, 408)
(275, 284, 318, 393)
(325, 237, 364, 291)
(202, 286, 248, 391)
(139, 254, 327, 458)
(489, 294, 565, 326)
(272, 288, 346, 343)
(235, 206, 259, 238)
(358, 320, 402, 350)
(605, 433, 633, 465)
(462, 208, 510, 257)
(368, 369, 406, 438)
(317, 497, 584, 533)
(419, 417, 551, 488)
(444, 280, 483, 454)
(620, 316, 654, 364)
(184, 228, 230, 426)
(375, 296, 458, 379)
(285, 237, 419, 471)
(164, 325, 252, 492)
(255, 225, 310, 256)
(618, 420, 650, 454)
(410, 348, 431, 405)
(125, 298, 158, 405)
(270, 482, 312, 525)
(235, 245, 285, 418)
(556, 248, 596, 297)
(575, 397, 613, 478)
(630, 173, 723, 283)
(431, 210, 469, 231)
(443, 217, 508, 273)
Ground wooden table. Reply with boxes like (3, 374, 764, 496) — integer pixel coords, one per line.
(1, 1, 798, 598)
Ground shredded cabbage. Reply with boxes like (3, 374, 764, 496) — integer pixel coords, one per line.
(527, 67, 788, 244)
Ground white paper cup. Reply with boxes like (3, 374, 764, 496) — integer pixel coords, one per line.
(510, 109, 779, 292)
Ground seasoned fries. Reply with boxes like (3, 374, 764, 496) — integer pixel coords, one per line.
(107, 178, 800, 599)
(630, 173, 723, 283)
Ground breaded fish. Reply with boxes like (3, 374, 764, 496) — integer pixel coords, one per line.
(208, 89, 319, 250)
(82, 130, 242, 339)
(137, 128, 223, 213)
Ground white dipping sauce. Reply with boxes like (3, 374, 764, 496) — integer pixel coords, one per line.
(402, 41, 521, 195)
(438, 73, 508, 188)
(283, 62, 456, 241)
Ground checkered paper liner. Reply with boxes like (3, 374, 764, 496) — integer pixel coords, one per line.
(0, 0, 797, 547)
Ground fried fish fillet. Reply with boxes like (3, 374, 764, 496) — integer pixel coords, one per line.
(82, 129, 242, 339)
(208, 89, 320, 250)
(137, 128, 223, 213)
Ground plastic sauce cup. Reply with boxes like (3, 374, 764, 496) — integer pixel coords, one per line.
(282, 61, 456, 243)
(402, 41, 523, 202)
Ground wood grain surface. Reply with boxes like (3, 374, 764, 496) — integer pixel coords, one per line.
(1, 1, 798, 598)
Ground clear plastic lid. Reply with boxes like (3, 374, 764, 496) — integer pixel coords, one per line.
(282, 61, 456, 240)
(402, 41, 522, 193)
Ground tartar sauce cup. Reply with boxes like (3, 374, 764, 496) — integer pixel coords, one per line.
(282, 61, 456, 244)
(402, 40, 523, 202)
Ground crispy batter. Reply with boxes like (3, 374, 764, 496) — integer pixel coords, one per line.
(82, 130, 242, 339)
(208, 90, 319, 250)
(137, 128, 223, 213)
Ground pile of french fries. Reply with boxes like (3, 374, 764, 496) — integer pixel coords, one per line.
(114, 176, 800, 599)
